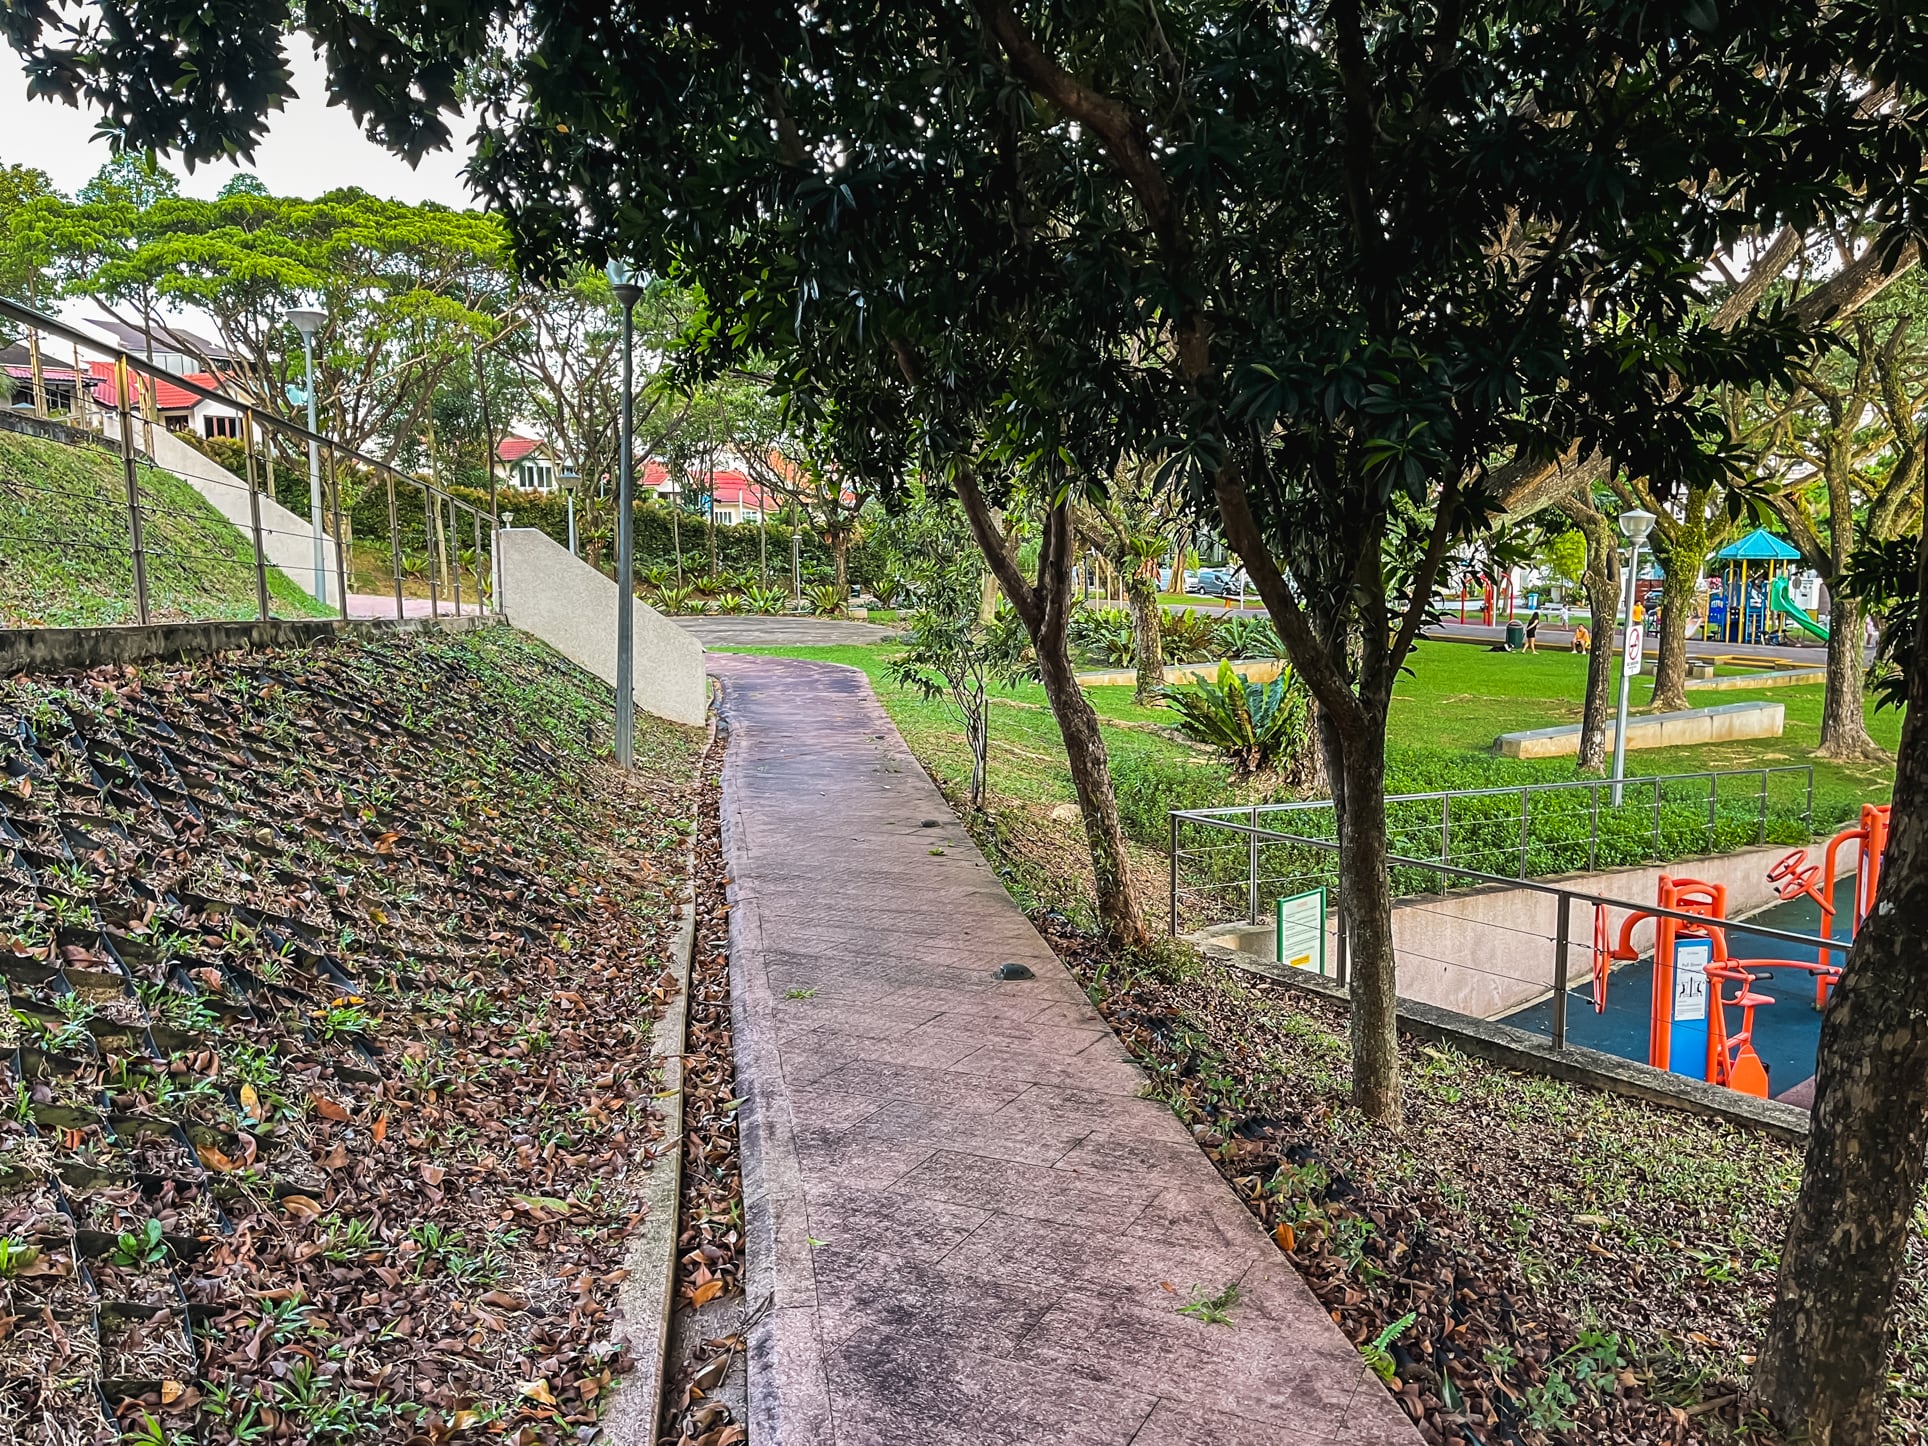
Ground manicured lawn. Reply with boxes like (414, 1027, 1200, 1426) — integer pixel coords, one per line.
(1392, 640, 1895, 827)
(714, 634, 1896, 846)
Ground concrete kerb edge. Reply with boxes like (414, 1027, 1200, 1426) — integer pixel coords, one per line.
(1192, 939, 1812, 1144)
(602, 706, 714, 1444)
(0, 613, 494, 675)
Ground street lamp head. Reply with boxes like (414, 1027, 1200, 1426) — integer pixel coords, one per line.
(605, 258, 642, 309)
(284, 307, 326, 338)
(1618, 508, 1656, 545)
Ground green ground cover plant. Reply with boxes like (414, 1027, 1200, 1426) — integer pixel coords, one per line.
(0, 430, 332, 627)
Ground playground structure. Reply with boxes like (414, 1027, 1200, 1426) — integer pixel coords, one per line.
(1707, 527, 1826, 644)
(1591, 804, 1888, 1097)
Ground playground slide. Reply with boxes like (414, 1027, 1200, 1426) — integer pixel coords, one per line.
(1768, 575, 1829, 641)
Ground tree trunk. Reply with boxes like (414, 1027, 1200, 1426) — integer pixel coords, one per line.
(831, 531, 849, 599)
(1332, 707, 1402, 1124)
(1034, 612, 1149, 950)
(1818, 592, 1882, 760)
(955, 477, 1148, 951)
(1650, 512, 1706, 712)
(1752, 541, 1928, 1437)
(978, 572, 999, 627)
(1566, 498, 1619, 773)
(1126, 571, 1164, 704)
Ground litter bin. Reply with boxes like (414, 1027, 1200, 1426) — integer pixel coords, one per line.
(1504, 618, 1525, 651)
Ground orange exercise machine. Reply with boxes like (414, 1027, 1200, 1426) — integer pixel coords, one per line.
(1590, 875, 1824, 1100)
(1764, 802, 1890, 1000)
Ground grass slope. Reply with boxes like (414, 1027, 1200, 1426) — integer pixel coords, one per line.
(0, 429, 330, 627)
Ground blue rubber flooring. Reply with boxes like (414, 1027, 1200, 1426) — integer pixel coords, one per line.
(1503, 873, 1856, 1098)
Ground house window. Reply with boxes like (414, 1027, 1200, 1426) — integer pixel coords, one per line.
(204, 415, 240, 439)
(714, 508, 736, 525)
(517, 460, 555, 491)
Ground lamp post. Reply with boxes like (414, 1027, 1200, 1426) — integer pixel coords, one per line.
(1611, 508, 1657, 805)
(607, 260, 643, 769)
(285, 307, 328, 603)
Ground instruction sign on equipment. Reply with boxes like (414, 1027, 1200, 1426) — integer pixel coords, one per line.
(1275, 887, 1327, 975)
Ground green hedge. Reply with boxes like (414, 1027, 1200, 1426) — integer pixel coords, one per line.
(344, 481, 873, 590)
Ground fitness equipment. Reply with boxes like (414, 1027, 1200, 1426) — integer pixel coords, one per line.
(1764, 802, 1890, 997)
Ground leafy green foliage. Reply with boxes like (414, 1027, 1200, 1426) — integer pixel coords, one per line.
(113, 1218, 167, 1268)
(1163, 662, 1313, 779)
(809, 583, 846, 616)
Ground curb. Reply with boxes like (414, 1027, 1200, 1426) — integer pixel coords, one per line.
(602, 702, 717, 1443)
(0, 612, 492, 674)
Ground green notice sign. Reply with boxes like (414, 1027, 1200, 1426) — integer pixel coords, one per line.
(1275, 887, 1327, 975)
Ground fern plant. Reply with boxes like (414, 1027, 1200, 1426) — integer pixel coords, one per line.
(1163, 660, 1311, 778)
(1160, 607, 1221, 662)
(1069, 607, 1136, 667)
(1215, 614, 1285, 660)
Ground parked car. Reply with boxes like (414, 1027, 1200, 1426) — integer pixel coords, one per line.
(1193, 567, 1249, 598)
(1157, 567, 1199, 593)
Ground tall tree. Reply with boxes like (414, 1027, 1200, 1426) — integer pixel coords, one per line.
(1747, 283, 1928, 761)
(1752, 522, 1928, 1437)
(1558, 490, 1624, 773)
(1077, 458, 1178, 704)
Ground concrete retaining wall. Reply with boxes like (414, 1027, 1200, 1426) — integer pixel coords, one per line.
(0, 613, 488, 675)
(1197, 839, 1852, 1021)
(103, 413, 335, 603)
(1076, 658, 1286, 688)
(500, 526, 707, 728)
(1496, 700, 1783, 759)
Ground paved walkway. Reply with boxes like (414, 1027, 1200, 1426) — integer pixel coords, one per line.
(709, 653, 1420, 1446)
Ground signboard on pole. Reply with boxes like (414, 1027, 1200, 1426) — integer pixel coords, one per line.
(1668, 935, 1712, 1080)
(1276, 887, 1327, 975)
(1623, 621, 1645, 676)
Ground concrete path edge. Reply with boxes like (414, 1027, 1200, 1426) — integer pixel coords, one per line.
(603, 708, 714, 1442)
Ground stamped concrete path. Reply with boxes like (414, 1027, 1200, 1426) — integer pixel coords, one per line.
(710, 653, 1421, 1446)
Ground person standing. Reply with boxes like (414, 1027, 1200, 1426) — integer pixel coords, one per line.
(1524, 609, 1541, 653)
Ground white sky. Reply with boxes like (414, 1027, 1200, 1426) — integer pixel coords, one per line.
(0, 44, 480, 208)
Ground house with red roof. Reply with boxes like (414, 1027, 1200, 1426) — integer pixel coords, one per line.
(638, 460, 782, 524)
(493, 434, 570, 493)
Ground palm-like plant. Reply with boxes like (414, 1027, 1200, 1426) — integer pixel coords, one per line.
(809, 583, 845, 616)
(1163, 661, 1311, 778)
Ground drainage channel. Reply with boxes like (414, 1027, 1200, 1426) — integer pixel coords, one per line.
(656, 719, 749, 1446)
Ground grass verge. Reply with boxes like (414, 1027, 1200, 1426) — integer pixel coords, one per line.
(0, 429, 330, 627)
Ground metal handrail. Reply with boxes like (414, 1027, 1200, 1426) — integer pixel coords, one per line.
(1172, 763, 1816, 823)
(1169, 764, 1819, 935)
(0, 295, 500, 628)
(1185, 819, 1838, 1053)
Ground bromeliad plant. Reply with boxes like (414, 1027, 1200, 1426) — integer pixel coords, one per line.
(1163, 661, 1313, 781)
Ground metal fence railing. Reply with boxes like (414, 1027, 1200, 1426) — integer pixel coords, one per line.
(1186, 820, 1838, 1061)
(0, 296, 501, 632)
(1169, 765, 1816, 936)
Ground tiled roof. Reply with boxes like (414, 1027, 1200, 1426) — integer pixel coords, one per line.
(497, 435, 545, 463)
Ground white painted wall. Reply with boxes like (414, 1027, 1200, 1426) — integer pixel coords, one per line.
(103, 412, 337, 603)
(499, 526, 708, 728)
